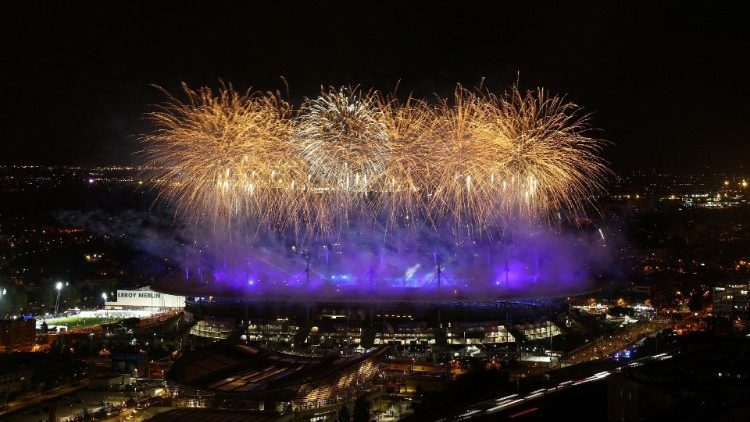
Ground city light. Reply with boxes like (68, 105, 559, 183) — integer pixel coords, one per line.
(54, 281, 64, 315)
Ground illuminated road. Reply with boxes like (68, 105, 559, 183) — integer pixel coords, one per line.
(450, 351, 676, 421)
(100, 406, 173, 422)
(563, 320, 671, 364)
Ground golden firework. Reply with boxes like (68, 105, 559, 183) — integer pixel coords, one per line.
(140, 83, 301, 230)
(295, 86, 387, 193)
(141, 82, 608, 238)
(430, 85, 608, 233)
(375, 93, 437, 227)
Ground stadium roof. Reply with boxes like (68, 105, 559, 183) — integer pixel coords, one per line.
(168, 343, 387, 399)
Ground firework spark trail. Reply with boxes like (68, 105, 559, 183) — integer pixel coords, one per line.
(141, 83, 608, 239)
(141, 83, 306, 231)
(429, 85, 608, 234)
(375, 94, 437, 228)
(490, 86, 606, 220)
(429, 85, 504, 236)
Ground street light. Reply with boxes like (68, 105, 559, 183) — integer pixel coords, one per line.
(54, 281, 64, 316)
(102, 293, 108, 318)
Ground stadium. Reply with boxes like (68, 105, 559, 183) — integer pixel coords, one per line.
(144, 82, 609, 298)
(143, 81, 609, 412)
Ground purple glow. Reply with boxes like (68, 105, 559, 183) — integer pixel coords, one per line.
(169, 218, 612, 300)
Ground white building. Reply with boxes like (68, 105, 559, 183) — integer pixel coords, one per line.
(714, 282, 750, 318)
(105, 286, 185, 311)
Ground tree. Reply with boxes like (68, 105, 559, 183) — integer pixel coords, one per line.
(353, 395, 370, 422)
(0, 285, 28, 315)
(337, 404, 350, 422)
(688, 292, 705, 312)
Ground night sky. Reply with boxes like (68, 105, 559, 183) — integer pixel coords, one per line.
(2, 1, 748, 171)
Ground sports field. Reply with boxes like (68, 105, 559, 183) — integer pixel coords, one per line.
(45, 316, 121, 329)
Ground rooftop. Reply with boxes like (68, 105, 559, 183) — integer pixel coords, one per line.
(168, 343, 387, 399)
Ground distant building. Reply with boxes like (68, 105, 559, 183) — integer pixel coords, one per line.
(105, 286, 185, 311)
(516, 321, 562, 341)
(190, 316, 236, 340)
(148, 358, 172, 379)
(0, 318, 35, 351)
(713, 282, 750, 318)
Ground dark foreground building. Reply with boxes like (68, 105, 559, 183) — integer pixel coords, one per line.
(0, 318, 35, 352)
(167, 343, 387, 415)
(607, 334, 750, 421)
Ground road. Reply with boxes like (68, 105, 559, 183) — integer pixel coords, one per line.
(450, 348, 676, 421)
(0, 378, 89, 417)
(563, 319, 671, 364)
(100, 406, 174, 422)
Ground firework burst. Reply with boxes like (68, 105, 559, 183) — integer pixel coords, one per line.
(430, 85, 608, 234)
(375, 94, 437, 227)
(490, 86, 607, 220)
(295, 87, 387, 193)
(141, 83, 301, 229)
(429, 85, 505, 235)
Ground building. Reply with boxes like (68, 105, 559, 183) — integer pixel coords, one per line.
(0, 318, 36, 351)
(0, 353, 83, 405)
(105, 286, 185, 311)
(167, 343, 387, 414)
(0, 366, 32, 398)
(713, 282, 750, 318)
(183, 297, 564, 352)
(607, 334, 750, 421)
(148, 358, 172, 379)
